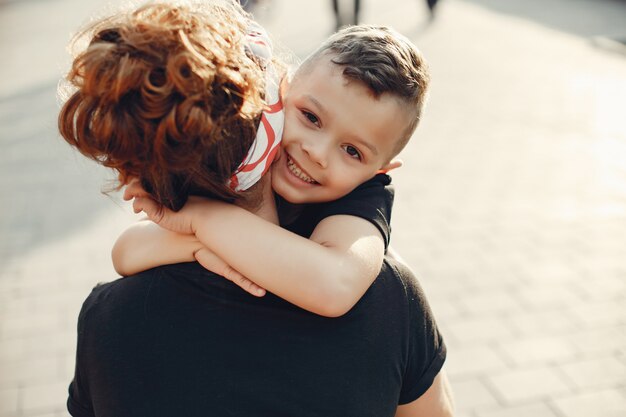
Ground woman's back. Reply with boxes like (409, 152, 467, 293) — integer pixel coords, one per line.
(69, 258, 445, 417)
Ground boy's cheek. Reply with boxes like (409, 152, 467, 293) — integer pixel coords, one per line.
(273, 147, 283, 162)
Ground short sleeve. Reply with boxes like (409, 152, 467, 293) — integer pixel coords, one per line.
(392, 261, 447, 404)
(287, 173, 395, 249)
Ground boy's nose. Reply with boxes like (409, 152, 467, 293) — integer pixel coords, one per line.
(302, 140, 328, 169)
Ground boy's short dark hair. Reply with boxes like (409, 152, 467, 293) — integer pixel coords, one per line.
(299, 25, 430, 156)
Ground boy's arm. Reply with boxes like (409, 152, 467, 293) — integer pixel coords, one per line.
(112, 220, 203, 276)
(305, 214, 385, 313)
(112, 221, 268, 296)
(133, 196, 384, 317)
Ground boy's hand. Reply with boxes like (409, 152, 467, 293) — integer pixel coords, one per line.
(122, 178, 151, 201)
(130, 195, 198, 235)
(124, 180, 198, 235)
(195, 248, 266, 297)
(123, 181, 266, 297)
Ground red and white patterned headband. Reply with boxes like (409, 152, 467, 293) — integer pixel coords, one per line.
(229, 22, 284, 192)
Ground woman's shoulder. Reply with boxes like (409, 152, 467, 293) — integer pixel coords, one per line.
(374, 257, 432, 312)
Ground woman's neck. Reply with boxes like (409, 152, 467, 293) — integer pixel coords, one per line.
(240, 176, 279, 225)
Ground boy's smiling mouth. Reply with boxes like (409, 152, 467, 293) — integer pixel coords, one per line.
(286, 153, 319, 184)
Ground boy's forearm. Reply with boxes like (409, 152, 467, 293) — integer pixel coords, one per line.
(192, 202, 383, 317)
(112, 221, 203, 276)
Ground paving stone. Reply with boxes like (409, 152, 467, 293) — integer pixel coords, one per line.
(575, 275, 626, 301)
(518, 262, 581, 286)
(0, 333, 77, 366)
(558, 356, 626, 390)
(427, 298, 463, 320)
(567, 325, 626, 356)
(497, 335, 578, 366)
(0, 357, 59, 388)
(446, 316, 517, 345)
(568, 299, 626, 328)
(5, 270, 70, 299)
(414, 266, 475, 298)
(19, 411, 65, 417)
(474, 402, 560, 417)
(0, 387, 19, 415)
(515, 284, 583, 311)
(551, 388, 626, 417)
(1, 292, 87, 319)
(0, 338, 24, 364)
(21, 382, 68, 415)
(448, 378, 499, 412)
(506, 309, 579, 337)
(62, 353, 76, 383)
(456, 289, 524, 316)
(0, 312, 62, 340)
(445, 346, 508, 379)
(486, 367, 572, 403)
(463, 266, 526, 292)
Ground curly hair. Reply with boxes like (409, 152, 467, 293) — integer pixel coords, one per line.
(58, 1, 268, 210)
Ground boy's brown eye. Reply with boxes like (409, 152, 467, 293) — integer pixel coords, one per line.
(302, 110, 319, 125)
(343, 145, 362, 160)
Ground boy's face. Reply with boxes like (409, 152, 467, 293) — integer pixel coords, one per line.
(271, 55, 409, 204)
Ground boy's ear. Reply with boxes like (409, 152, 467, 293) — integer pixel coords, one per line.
(378, 158, 403, 174)
(280, 72, 292, 97)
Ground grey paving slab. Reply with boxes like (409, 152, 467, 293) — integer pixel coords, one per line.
(551, 388, 626, 417)
(1, 0, 626, 415)
(475, 402, 561, 417)
(486, 367, 573, 404)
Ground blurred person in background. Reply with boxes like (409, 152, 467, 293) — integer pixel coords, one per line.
(332, 0, 361, 30)
(332, 0, 440, 30)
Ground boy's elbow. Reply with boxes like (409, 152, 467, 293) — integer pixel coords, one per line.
(113, 263, 132, 277)
(314, 274, 361, 318)
(316, 299, 353, 318)
(111, 240, 131, 276)
(307, 257, 366, 317)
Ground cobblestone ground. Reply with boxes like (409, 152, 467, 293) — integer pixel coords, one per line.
(1, 0, 625, 416)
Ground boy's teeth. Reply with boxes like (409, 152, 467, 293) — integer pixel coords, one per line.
(287, 156, 317, 184)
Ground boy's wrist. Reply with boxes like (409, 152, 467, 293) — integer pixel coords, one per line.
(190, 199, 236, 235)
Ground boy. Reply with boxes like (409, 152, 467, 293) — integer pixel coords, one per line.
(116, 23, 430, 317)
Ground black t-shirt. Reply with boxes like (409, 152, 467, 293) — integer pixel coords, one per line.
(68, 259, 445, 417)
(283, 173, 394, 250)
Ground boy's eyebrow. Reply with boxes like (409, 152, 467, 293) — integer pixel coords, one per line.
(351, 136, 379, 156)
(304, 94, 379, 156)
(304, 94, 327, 116)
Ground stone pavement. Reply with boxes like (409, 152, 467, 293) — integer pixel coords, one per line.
(1, 0, 625, 415)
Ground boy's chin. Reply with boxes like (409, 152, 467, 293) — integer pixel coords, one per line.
(272, 182, 314, 205)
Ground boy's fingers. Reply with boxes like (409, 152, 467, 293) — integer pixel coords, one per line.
(123, 180, 149, 201)
(123, 188, 134, 201)
(233, 274, 266, 297)
(222, 265, 266, 297)
(132, 197, 146, 214)
(132, 197, 162, 222)
(131, 197, 144, 214)
(195, 250, 265, 297)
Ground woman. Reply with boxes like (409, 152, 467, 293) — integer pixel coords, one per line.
(58, 1, 451, 415)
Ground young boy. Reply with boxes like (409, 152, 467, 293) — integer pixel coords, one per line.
(115, 23, 430, 317)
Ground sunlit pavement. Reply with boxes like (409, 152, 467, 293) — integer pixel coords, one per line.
(1, 0, 625, 416)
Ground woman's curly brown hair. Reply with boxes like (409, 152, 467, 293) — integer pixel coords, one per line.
(59, 1, 268, 210)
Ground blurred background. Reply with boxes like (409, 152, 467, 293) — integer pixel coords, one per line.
(1, 0, 625, 416)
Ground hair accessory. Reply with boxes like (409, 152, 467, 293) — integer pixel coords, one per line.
(229, 22, 284, 192)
